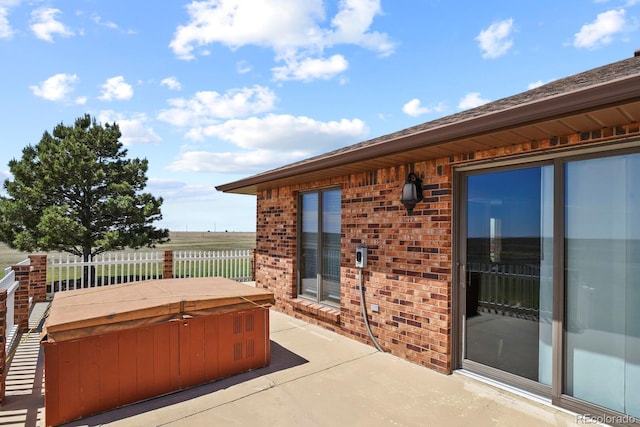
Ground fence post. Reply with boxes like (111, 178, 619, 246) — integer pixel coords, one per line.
(11, 264, 30, 333)
(0, 289, 6, 403)
(28, 254, 47, 303)
(251, 248, 256, 282)
(163, 250, 174, 279)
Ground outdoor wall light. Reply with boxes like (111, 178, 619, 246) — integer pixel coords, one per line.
(401, 172, 424, 215)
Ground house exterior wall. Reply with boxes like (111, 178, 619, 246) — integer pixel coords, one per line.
(254, 122, 640, 375)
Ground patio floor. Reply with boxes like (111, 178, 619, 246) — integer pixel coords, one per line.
(0, 303, 583, 427)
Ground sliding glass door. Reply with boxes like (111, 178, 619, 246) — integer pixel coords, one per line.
(459, 149, 640, 418)
(463, 165, 553, 385)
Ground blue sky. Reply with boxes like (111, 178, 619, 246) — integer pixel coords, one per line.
(0, 0, 638, 232)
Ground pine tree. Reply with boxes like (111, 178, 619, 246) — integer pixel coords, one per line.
(0, 114, 170, 262)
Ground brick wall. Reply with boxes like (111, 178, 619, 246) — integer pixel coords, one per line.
(338, 163, 453, 372)
(254, 124, 640, 375)
(12, 264, 30, 333)
(163, 250, 174, 278)
(28, 255, 47, 303)
(254, 187, 298, 304)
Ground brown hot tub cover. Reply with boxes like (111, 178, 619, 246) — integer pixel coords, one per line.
(44, 277, 274, 342)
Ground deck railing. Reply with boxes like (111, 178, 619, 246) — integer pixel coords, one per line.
(173, 250, 252, 282)
(468, 262, 541, 319)
(0, 263, 25, 354)
(47, 249, 253, 296)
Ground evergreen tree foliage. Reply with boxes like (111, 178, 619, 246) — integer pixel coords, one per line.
(0, 114, 170, 261)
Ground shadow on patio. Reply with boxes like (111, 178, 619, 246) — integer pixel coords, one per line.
(0, 307, 581, 427)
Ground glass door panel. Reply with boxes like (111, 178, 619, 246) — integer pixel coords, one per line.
(300, 193, 318, 298)
(465, 166, 553, 384)
(321, 189, 341, 304)
(565, 153, 640, 417)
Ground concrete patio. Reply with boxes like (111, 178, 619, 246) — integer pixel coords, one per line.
(0, 304, 583, 426)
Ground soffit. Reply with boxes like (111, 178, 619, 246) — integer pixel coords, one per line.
(216, 61, 640, 196)
(220, 98, 640, 195)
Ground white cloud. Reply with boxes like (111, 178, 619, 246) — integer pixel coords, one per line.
(185, 114, 368, 147)
(169, 0, 393, 81)
(573, 9, 627, 49)
(157, 85, 277, 126)
(75, 96, 87, 105)
(99, 76, 134, 101)
(476, 18, 514, 59)
(402, 98, 446, 117)
(168, 150, 309, 173)
(29, 73, 78, 101)
(89, 13, 135, 34)
(30, 7, 74, 42)
(272, 54, 348, 81)
(236, 61, 252, 74)
(169, 114, 368, 174)
(147, 178, 217, 202)
(458, 92, 491, 110)
(0, 8, 14, 39)
(528, 78, 556, 90)
(169, 0, 325, 59)
(91, 14, 118, 30)
(161, 76, 182, 91)
(326, 0, 394, 55)
(97, 110, 161, 145)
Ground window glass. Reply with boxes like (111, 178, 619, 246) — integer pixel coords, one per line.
(321, 190, 341, 304)
(565, 153, 640, 417)
(465, 166, 553, 384)
(300, 193, 318, 298)
(299, 189, 341, 305)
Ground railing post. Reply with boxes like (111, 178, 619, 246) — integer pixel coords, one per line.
(0, 289, 7, 403)
(11, 264, 30, 333)
(28, 254, 47, 303)
(163, 250, 174, 279)
(251, 248, 256, 281)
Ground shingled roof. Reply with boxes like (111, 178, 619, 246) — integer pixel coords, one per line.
(217, 53, 640, 194)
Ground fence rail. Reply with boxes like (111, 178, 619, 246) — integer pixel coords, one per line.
(173, 250, 252, 282)
(468, 262, 540, 319)
(47, 249, 253, 296)
(1, 263, 24, 354)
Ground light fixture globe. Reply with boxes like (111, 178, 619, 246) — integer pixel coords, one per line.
(401, 172, 423, 215)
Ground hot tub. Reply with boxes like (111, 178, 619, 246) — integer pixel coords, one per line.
(42, 277, 274, 427)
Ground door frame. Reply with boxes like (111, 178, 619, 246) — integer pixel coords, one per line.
(452, 137, 640, 422)
(454, 160, 554, 398)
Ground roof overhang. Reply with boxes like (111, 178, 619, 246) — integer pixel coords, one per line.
(217, 73, 640, 195)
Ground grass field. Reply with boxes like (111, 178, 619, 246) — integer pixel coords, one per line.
(0, 231, 256, 270)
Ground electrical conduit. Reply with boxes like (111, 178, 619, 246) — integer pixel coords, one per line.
(358, 267, 383, 352)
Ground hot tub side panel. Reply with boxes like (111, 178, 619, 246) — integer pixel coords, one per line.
(43, 307, 270, 427)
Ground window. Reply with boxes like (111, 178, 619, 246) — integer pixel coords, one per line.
(299, 188, 341, 305)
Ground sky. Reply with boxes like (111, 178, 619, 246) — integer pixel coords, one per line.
(0, 0, 638, 232)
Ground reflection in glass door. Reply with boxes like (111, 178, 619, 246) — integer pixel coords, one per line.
(464, 166, 553, 384)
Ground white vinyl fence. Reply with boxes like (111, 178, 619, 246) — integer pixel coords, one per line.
(1, 262, 26, 354)
(173, 250, 252, 282)
(48, 249, 253, 296)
